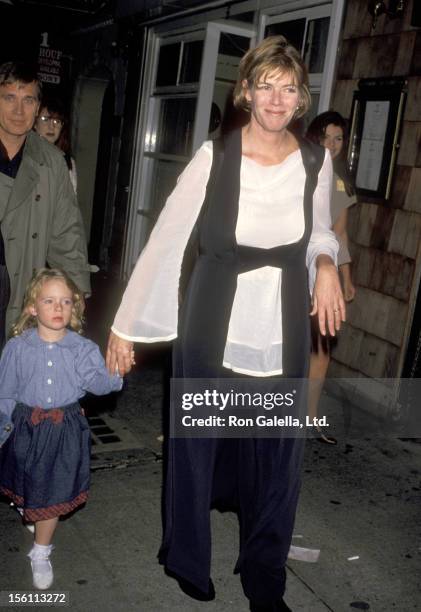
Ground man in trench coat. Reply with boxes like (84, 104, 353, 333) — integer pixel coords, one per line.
(0, 62, 90, 346)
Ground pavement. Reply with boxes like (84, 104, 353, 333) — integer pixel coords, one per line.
(1, 349, 421, 612)
(1, 276, 420, 611)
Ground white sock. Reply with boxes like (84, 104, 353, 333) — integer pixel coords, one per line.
(28, 542, 54, 589)
(29, 543, 53, 558)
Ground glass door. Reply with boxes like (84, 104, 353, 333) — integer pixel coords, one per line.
(144, 31, 205, 223)
(124, 22, 255, 272)
(192, 20, 256, 152)
(259, 5, 332, 128)
(123, 29, 205, 270)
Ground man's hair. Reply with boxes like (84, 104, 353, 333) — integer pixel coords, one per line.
(0, 61, 42, 100)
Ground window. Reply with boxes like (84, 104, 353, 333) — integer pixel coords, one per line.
(264, 16, 329, 75)
(155, 39, 204, 89)
(156, 97, 196, 156)
(156, 43, 181, 86)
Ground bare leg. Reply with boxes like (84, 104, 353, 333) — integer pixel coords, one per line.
(35, 517, 59, 546)
(308, 334, 330, 421)
(308, 334, 337, 444)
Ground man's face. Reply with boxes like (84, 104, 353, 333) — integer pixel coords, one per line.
(0, 81, 40, 141)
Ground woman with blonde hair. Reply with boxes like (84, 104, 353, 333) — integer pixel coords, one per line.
(107, 36, 344, 611)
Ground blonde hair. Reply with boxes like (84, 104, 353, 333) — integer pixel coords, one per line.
(12, 268, 85, 336)
(233, 36, 311, 119)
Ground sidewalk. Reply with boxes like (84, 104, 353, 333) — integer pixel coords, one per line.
(1, 360, 420, 611)
(0, 463, 329, 612)
(1, 458, 333, 612)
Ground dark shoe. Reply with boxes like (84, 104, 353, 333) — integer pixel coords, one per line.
(178, 577, 215, 601)
(250, 598, 292, 612)
(314, 426, 337, 445)
(165, 568, 215, 601)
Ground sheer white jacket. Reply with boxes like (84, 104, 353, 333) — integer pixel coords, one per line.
(112, 142, 338, 376)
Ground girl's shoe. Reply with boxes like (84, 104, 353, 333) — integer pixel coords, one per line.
(28, 544, 54, 590)
(10, 502, 35, 533)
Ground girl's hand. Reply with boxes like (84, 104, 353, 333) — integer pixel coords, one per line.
(106, 331, 135, 376)
(310, 255, 346, 337)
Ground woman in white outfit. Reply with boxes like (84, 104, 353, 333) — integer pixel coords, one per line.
(107, 37, 345, 611)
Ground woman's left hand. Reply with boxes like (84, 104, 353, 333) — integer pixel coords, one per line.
(310, 255, 346, 336)
(106, 331, 135, 376)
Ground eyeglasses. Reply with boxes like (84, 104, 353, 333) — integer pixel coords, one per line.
(39, 115, 63, 127)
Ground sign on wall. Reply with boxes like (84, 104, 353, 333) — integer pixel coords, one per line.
(38, 32, 63, 85)
(348, 78, 407, 201)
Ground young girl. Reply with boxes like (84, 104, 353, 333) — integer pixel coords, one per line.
(0, 268, 124, 590)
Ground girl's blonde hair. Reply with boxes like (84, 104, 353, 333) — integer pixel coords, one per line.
(233, 35, 311, 119)
(12, 268, 85, 336)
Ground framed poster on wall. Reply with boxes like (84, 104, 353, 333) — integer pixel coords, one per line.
(348, 77, 406, 201)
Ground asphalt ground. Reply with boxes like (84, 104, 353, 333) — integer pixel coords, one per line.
(1, 356, 420, 612)
(1, 274, 420, 611)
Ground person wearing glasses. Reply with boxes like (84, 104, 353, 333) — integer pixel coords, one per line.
(0, 62, 90, 349)
(34, 97, 77, 194)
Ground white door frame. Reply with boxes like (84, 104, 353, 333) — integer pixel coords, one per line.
(192, 19, 256, 153)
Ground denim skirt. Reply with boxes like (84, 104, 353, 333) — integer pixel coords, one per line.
(0, 402, 91, 521)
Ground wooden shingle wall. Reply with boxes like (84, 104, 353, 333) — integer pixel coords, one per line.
(329, 0, 421, 383)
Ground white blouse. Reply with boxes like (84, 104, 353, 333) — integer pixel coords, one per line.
(112, 141, 337, 376)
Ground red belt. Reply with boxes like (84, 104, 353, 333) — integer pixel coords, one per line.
(30, 407, 64, 426)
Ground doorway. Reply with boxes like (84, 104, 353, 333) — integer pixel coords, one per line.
(123, 1, 345, 275)
(89, 81, 115, 265)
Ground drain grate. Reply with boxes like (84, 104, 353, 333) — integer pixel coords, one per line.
(87, 413, 143, 453)
(91, 425, 115, 436)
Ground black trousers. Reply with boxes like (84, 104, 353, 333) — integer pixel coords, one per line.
(160, 365, 307, 603)
(161, 433, 305, 602)
(0, 264, 10, 350)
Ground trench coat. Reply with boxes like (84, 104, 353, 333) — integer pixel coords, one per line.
(0, 131, 91, 332)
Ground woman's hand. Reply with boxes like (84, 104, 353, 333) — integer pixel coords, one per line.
(310, 255, 346, 336)
(106, 331, 135, 376)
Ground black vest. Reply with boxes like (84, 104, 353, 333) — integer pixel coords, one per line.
(175, 129, 325, 379)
